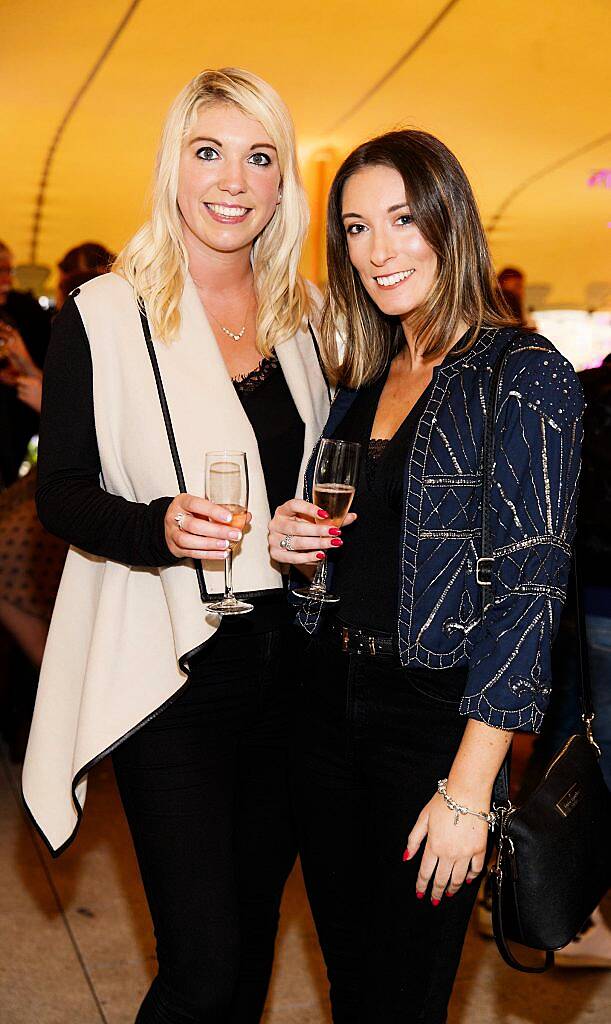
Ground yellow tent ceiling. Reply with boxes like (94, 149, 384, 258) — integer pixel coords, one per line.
(3, 0, 610, 307)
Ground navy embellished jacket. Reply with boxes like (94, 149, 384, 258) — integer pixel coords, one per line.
(297, 327, 584, 733)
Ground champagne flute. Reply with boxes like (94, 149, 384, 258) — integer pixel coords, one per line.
(203, 450, 253, 616)
(293, 438, 361, 604)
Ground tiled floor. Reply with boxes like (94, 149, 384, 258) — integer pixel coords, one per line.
(1, 741, 610, 1024)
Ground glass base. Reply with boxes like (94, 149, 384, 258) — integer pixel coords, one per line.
(292, 587, 340, 604)
(204, 597, 254, 616)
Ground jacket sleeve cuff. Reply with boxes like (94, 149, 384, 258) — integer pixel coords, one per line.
(148, 496, 178, 566)
(459, 692, 544, 734)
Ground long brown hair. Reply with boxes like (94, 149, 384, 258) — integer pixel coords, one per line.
(321, 130, 514, 388)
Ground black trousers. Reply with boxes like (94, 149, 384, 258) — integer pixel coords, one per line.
(293, 631, 480, 1024)
(112, 621, 299, 1023)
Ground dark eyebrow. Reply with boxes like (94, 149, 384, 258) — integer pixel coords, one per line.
(341, 202, 410, 221)
(250, 143, 277, 151)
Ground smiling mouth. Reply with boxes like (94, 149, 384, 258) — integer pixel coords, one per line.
(374, 269, 415, 288)
(204, 202, 252, 222)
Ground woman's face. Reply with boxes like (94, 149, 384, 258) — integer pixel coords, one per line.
(341, 164, 437, 319)
(178, 102, 282, 257)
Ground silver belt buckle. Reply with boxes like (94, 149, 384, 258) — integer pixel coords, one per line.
(476, 556, 494, 586)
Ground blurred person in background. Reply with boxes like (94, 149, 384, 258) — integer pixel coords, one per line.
(0, 239, 52, 757)
(498, 266, 537, 331)
(23, 68, 330, 1024)
(56, 241, 114, 307)
(0, 241, 50, 487)
(0, 244, 112, 758)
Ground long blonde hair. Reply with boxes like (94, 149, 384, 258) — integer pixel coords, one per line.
(114, 68, 311, 353)
(321, 130, 515, 388)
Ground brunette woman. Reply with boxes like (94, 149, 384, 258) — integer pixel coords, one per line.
(23, 69, 331, 1023)
(270, 130, 583, 1023)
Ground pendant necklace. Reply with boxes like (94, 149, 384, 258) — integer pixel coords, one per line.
(205, 291, 252, 342)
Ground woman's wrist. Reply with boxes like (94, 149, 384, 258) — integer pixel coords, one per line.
(444, 719, 513, 809)
(444, 773, 493, 808)
(436, 779, 497, 828)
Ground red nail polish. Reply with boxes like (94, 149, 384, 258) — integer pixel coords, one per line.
(465, 877, 473, 885)
(316, 552, 326, 560)
(416, 891, 425, 900)
(446, 891, 454, 898)
(402, 850, 411, 862)
(330, 538, 343, 547)
(317, 509, 329, 519)
(328, 527, 341, 537)
(431, 898, 441, 907)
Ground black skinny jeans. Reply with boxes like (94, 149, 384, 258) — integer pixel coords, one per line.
(112, 621, 299, 1024)
(293, 630, 481, 1024)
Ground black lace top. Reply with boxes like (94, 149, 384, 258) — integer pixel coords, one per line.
(330, 369, 432, 633)
(232, 355, 304, 521)
(232, 355, 278, 392)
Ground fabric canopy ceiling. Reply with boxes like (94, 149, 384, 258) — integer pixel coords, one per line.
(3, 0, 610, 307)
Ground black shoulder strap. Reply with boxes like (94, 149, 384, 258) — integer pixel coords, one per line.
(573, 551, 595, 725)
(479, 337, 515, 610)
(308, 321, 332, 406)
(139, 305, 208, 602)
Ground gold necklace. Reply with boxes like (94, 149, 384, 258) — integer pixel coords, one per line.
(204, 291, 253, 342)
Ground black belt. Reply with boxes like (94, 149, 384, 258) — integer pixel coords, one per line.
(325, 620, 396, 657)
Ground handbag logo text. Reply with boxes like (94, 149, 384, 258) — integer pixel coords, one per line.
(555, 783, 582, 818)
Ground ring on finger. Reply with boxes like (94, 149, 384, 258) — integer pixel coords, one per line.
(279, 534, 294, 552)
(174, 512, 187, 531)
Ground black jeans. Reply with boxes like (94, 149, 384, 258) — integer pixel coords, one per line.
(112, 621, 299, 1023)
(293, 631, 479, 1024)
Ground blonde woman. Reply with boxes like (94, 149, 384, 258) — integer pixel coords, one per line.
(23, 69, 331, 1022)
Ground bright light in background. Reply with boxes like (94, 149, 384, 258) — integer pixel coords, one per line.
(534, 310, 611, 371)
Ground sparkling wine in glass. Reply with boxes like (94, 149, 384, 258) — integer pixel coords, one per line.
(293, 438, 361, 604)
(203, 450, 253, 616)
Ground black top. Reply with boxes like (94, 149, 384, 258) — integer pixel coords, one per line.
(331, 367, 431, 633)
(233, 355, 304, 520)
(0, 290, 51, 486)
(36, 297, 304, 582)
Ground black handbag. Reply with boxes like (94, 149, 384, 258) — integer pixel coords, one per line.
(479, 339, 611, 973)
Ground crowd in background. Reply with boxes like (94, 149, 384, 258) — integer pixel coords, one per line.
(0, 240, 112, 757)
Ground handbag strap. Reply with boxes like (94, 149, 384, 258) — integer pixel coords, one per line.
(478, 337, 513, 610)
(139, 305, 209, 603)
(573, 551, 595, 726)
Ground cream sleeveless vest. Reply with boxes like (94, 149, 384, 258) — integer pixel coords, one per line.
(22, 272, 329, 854)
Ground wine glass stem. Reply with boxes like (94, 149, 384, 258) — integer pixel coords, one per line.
(309, 559, 328, 596)
(224, 549, 235, 601)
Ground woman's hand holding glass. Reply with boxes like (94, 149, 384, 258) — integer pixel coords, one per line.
(269, 498, 357, 567)
(164, 493, 251, 561)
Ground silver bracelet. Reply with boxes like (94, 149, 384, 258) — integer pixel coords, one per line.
(437, 778, 497, 832)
